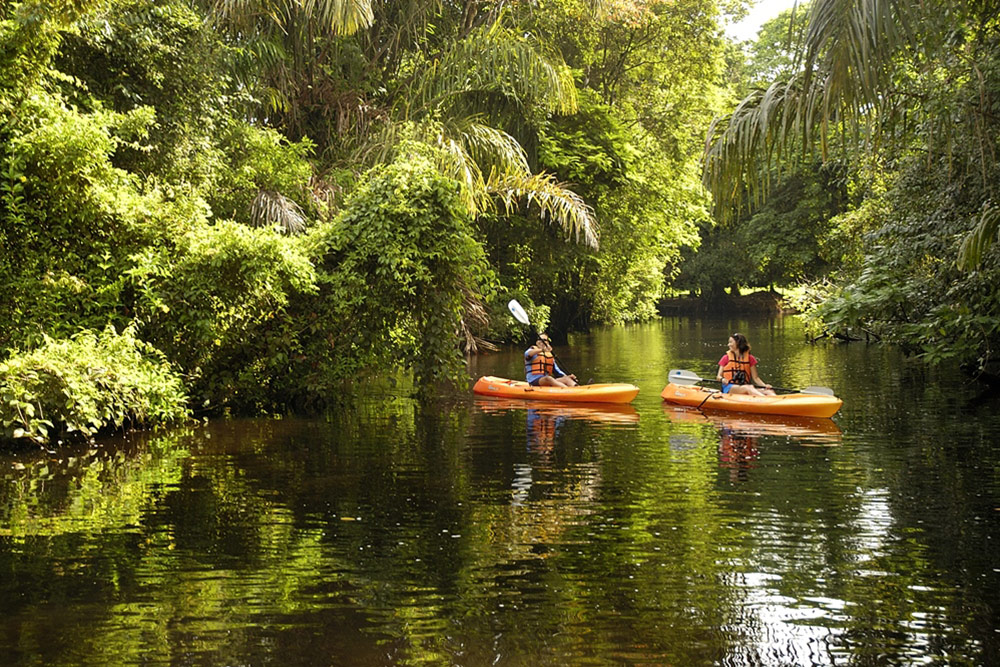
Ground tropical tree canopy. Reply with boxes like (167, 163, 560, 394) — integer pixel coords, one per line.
(703, 0, 1000, 375)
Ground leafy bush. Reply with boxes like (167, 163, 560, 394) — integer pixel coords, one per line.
(206, 122, 317, 229)
(286, 147, 494, 401)
(128, 219, 318, 407)
(0, 326, 189, 445)
(1, 91, 145, 347)
(803, 155, 1000, 373)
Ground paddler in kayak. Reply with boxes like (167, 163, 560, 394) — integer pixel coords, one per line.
(525, 333, 578, 387)
(716, 333, 776, 396)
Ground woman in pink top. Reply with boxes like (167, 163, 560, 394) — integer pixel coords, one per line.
(716, 333, 776, 396)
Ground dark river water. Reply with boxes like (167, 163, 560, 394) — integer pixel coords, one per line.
(2, 316, 999, 665)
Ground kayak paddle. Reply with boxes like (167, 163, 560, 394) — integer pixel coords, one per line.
(668, 368, 836, 396)
(507, 299, 532, 328)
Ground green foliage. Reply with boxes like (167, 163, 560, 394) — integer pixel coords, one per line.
(207, 122, 317, 228)
(0, 0, 97, 113)
(1, 91, 148, 347)
(0, 326, 189, 444)
(679, 162, 848, 295)
(1, 0, 734, 415)
(739, 2, 809, 90)
(128, 219, 318, 406)
(802, 152, 1000, 372)
(54, 0, 235, 181)
(531, 87, 710, 325)
(292, 148, 494, 399)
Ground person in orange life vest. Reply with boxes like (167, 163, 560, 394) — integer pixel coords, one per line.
(716, 332, 776, 396)
(524, 333, 578, 387)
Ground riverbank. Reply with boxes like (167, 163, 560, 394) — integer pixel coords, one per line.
(657, 290, 791, 316)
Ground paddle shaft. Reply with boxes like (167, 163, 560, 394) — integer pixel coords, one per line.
(697, 376, 789, 393)
(675, 373, 832, 396)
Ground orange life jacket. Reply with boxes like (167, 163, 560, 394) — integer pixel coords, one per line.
(721, 351, 752, 385)
(528, 350, 556, 377)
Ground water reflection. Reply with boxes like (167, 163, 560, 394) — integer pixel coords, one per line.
(2, 317, 998, 666)
(474, 397, 640, 426)
(473, 398, 637, 506)
(663, 405, 842, 444)
(663, 405, 841, 483)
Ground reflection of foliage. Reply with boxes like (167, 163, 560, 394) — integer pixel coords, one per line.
(1, 376, 997, 663)
(0, 427, 192, 537)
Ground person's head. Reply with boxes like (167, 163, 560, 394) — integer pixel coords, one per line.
(536, 333, 552, 349)
(729, 332, 750, 354)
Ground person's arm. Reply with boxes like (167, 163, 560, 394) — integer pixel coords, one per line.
(525, 345, 542, 358)
(750, 364, 771, 389)
(717, 355, 727, 383)
(553, 359, 574, 379)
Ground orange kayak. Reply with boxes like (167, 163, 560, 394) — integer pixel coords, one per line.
(660, 382, 842, 418)
(473, 376, 639, 404)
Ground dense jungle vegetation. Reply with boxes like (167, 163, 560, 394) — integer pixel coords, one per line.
(2, 0, 998, 444)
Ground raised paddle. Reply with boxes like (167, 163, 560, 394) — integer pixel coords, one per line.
(507, 299, 576, 380)
(507, 299, 533, 329)
(668, 368, 836, 397)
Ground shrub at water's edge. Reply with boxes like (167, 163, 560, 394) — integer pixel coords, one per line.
(0, 327, 189, 445)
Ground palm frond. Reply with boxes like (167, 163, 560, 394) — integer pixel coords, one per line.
(703, 73, 821, 220)
(488, 170, 598, 249)
(958, 201, 1000, 270)
(459, 284, 498, 354)
(800, 0, 904, 123)
(416, 22, 577, 117)
(301, 0, 374, 35)
(209, 0, 373, 36)
(250, 189, 307, 234)
(370, 118, 535, 218)
(380, 121, 597, 247)
(703, 0, 963, 219)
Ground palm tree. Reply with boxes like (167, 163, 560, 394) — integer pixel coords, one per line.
(703, 0, 995, 264)
(205, 1, 597, 247)
(368, 21, 596, 247)
(204, 0, 374, 134)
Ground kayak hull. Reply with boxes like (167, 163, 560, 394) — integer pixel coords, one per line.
(660, 382, 842, 418)
(473, 376, 639, 404)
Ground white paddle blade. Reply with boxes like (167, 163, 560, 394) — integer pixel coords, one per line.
(668, 369, 704, 385)
(507, 299, 531, 326)
(800, 386, 836, 396)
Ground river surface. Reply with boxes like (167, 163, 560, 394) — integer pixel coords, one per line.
(2, 316, 999, 665)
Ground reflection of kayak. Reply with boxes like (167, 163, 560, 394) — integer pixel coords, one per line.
(663, 405, 841, 442)
(473, 376, 639, 404)
(476, 398, 640, 424)
(660, 382, 843, 418)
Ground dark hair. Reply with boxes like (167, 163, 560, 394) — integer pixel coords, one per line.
(732, 332, 750, 354)
(527, 332, 550, 347)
